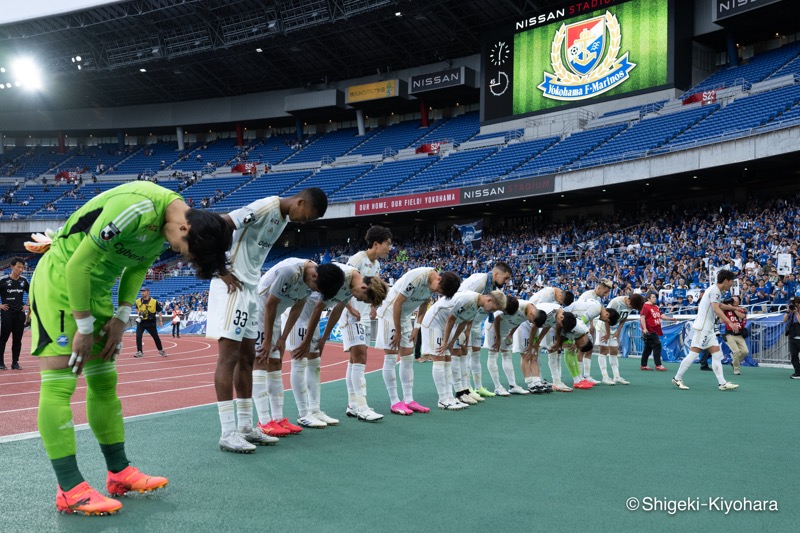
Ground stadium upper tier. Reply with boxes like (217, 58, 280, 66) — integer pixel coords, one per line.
(5, 42, 800, 220)
(682, 41, 800, 98)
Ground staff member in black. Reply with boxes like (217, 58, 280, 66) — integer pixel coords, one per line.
(784, 297, 800, 380)
(134, 288, 167, 358)
(0, 258, 30, 370)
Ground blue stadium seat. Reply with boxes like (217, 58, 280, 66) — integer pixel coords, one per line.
(389, 147, 496, 195)
(329, 158, 435, 202)
(456, 136, 559, 185)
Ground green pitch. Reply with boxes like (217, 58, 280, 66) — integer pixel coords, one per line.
(2, 356, 797, 532)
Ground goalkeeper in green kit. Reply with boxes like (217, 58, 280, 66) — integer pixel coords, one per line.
(27, 181, 231, 516)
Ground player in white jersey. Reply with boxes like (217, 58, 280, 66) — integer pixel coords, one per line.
(455, 263, 512, 400)
(250, 258, 345, 437)
(673, 270, 741, 391)
(595, 293, 644, 386)
(341, 226, 393, 422)
(520, 301, 563, 394)
(531, 286, 575, 307)
(375, 267, 461, 415)
(484, 297, 539, 396)
(528, 303, 568, 391)
(576, 278, 613, 386)
(577, 278, 613, 304)
(284, 262, 388, 428)
(432, 290, 506, 408)
(206, 187, 327, 453)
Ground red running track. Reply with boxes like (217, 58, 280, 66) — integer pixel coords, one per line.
(0, 332, 387, 438)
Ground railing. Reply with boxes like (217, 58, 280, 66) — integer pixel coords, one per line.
(683, 77, 753, 99)
(620, 314, 789, 366)
(748, 320, 789, 364)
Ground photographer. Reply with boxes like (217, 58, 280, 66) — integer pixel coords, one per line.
(723, 296, 749, 376)
(784, 297, 800, 379)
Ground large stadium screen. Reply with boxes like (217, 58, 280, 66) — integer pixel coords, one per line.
(482, 0, 672, 124)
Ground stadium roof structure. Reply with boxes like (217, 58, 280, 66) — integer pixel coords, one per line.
(0, 0, 565, 112)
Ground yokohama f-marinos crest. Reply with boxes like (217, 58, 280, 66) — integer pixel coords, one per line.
(537, 11, 636, 101)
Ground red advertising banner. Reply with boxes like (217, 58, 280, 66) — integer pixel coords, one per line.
(683, 89, 716, 106)
(355, 188, 460, 215)
(231, 163, 258, 174)
(55, 170, 82, 182)
(415, 142, 443, 155)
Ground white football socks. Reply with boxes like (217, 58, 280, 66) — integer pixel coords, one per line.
(291, 358, 309, 417)
(351, 363, 368, 407)
(217, 400, 235, 435)
(399, 355, 415, 403)
(501, 351, 517, 387)
(306, 357, 321, 413)
(382, 354, 400, 405)
(235, 398, 253, 431)
(487, 350, 501, 389)
(267, 370, 284, 421)
(252, 370, 271, 425)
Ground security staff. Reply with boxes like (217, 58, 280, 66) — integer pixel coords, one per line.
(134, 288, 166, 358)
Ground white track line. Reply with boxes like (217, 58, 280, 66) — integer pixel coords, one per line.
(0, 368, 381, 443)
(0, 359, 350, 412)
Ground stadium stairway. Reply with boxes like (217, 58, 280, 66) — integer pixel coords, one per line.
(454, 136, 560, 186)
(388, 147, 497, 195)
(329, 157, 436, 202)
(207, 170, 314, 212)
(519, 124, 628, 176)
(281, 164, 376, 198)
(282, 128, 380, 164)
(683, 41, 800, 99)
(346, 119, 444, 157)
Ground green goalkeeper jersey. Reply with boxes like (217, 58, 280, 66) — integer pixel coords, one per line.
(47, 181, 182, 310)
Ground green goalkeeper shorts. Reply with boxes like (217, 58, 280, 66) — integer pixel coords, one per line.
(29, 254, 113, 357)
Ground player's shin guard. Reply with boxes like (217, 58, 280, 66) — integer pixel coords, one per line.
(432, 361, 448, 401)
(252, 370, 270, 425)
(582, 357, 592, 378)
(218, 400, 236, 433)
(500, 351, 517, 387)
(564, 349, 581, 381)
(547, 353, 561, 383)
(83, 361, 129, 473)
(382, 354, 400, 405)
(267, 371, 284, 421)
(236, 398, 253, 431)
(609, 355, 621, 379)
(399, 355, 415, 403)
(487, 350, 501, 389)
(39, 368, 84, 491)
(451, 356, 464, 392)
(291, 359, 308, 417)
(674, 351, 696, 381)
(469, 350, 483, 390)
(306, 358, 321, 413)
(597, 354, 609, 380)
(444, 361, 455, 401)
(346, 362, 356, 409)
(461, 354, 472, 390)
(351, 363, 368, 407)
(711, 352, 726, 385)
